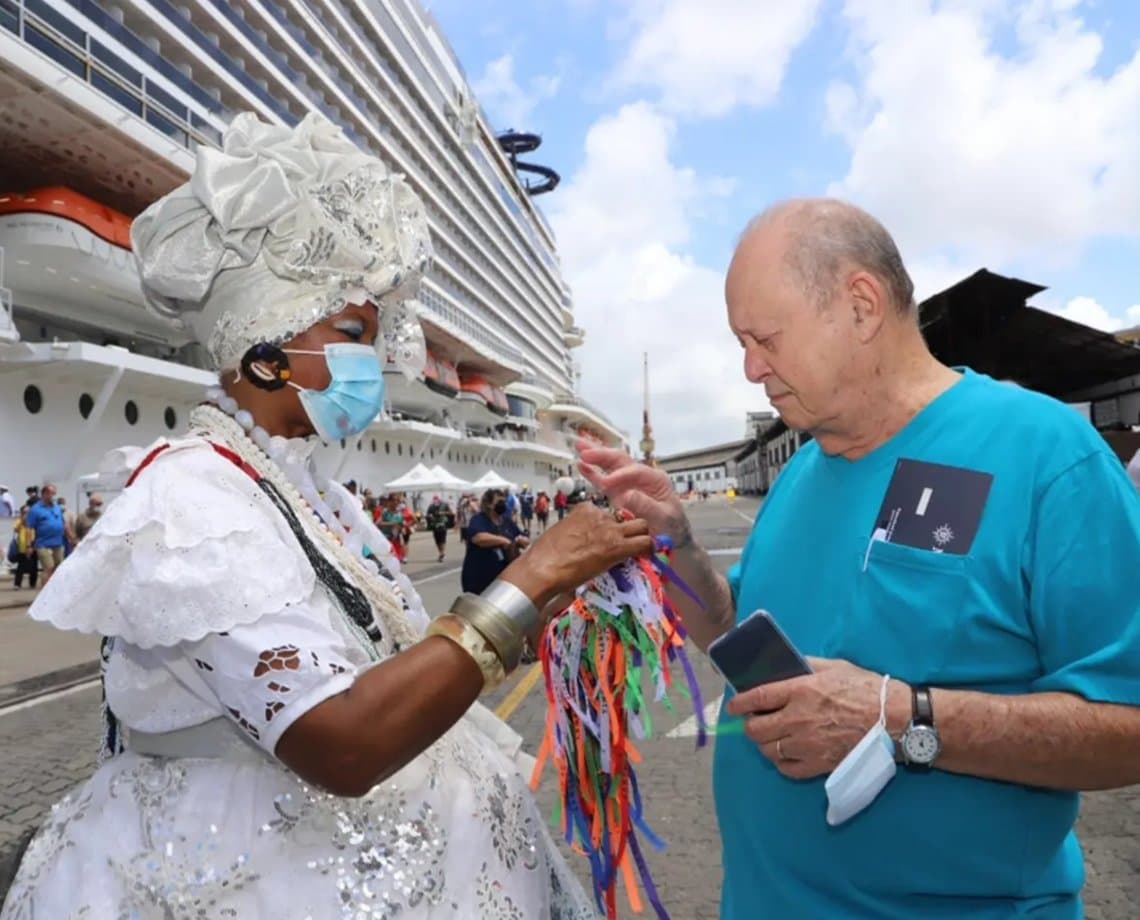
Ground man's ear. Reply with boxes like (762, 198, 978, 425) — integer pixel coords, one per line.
(849, 271, 888, 344)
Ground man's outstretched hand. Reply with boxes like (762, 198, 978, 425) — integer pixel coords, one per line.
(576, 439, 691, 547)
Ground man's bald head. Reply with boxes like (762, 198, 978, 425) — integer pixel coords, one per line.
(739, 198, 915, 316)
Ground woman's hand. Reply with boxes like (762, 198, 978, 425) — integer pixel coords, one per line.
(499, 502, 655, 610)
(576, 439, 691, 545)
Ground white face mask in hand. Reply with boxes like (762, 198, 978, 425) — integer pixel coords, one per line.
(824, 674, 896, 827)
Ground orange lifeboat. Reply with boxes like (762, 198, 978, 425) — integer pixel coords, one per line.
(0, 187, 132, 249)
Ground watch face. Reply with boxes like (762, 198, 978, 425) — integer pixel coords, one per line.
(903, 726, 941, 764)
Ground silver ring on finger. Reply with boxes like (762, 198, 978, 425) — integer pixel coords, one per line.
(776, 738, 786, 761)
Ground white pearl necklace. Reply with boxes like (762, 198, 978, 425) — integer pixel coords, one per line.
(193, 397, 427, 648)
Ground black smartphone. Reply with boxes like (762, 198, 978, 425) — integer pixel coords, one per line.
(707, 610, 812, 693)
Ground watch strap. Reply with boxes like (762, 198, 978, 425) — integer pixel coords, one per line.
(912, 686, 934, 727)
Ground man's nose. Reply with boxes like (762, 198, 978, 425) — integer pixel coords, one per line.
(743, 348, 771, 384)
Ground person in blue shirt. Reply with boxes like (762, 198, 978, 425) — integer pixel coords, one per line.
(579, 198, 1140, 919)
(461, 489, 530, 595)
(23, 482, 71, 588)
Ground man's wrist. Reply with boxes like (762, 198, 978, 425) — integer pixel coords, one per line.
(886, 677, 912, 739)
(671, 520, 696, 552)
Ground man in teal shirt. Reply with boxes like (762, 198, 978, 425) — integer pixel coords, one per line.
(580, 199, 1140, 918)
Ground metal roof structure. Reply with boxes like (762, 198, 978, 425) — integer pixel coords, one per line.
(919, 269, 1140, 398)
(657, 438, 754, 473)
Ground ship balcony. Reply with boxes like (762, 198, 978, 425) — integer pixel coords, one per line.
(505, 374, 555, 410)
(0, 339, 214, 405)
(544, 396, 626, 446)
(564, 325, 585, 349)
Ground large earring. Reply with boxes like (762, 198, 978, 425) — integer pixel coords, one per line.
(241, 343, 292, 392)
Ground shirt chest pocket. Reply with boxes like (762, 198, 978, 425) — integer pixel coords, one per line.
(828, 540, 971, 681)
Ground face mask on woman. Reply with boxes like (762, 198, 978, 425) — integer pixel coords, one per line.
(283, 343, 384, 441)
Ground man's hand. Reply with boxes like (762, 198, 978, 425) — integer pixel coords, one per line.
(725, 658, 910, 780)
(576, 439, 690, 544)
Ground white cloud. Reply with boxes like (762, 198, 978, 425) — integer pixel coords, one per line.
(1052, 296, 1140, 332)
(549, 103, 761, 453)
(611, 0, 823, 118)
(471, 54, 562, 130)
(827, 0, 1140, 266)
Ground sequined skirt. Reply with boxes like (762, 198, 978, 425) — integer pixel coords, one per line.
(0, 727, 599, 919)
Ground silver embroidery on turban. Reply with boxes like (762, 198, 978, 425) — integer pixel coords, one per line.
(131, 111, 433, 372)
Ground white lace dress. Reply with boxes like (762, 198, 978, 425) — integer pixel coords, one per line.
(1, 437, 596, 919)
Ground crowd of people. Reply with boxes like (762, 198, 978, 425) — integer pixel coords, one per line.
(4, 484, 103, 590)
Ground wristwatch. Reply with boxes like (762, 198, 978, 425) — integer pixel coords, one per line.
(898, 686, 941, 769)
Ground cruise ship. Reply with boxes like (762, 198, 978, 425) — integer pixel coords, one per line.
(0, 0, 626, 503)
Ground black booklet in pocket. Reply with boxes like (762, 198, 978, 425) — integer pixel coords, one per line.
(872, 458, 993, 555)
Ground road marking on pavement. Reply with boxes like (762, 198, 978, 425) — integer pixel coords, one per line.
(410, 566, 463, 585)
(706, 547, 743, 556)
(667, 694, 723, 739)
(0, 678, 100, 717)
(731, 508, 755, 524)
(494, 662, 543, 722)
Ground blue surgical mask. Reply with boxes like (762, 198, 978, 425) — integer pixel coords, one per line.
(284, 343, 384, 441)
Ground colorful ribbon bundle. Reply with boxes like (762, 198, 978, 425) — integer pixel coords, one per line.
(529, 538, 708, 919)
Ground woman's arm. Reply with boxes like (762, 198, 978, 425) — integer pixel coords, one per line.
(276, 505, 654, 796)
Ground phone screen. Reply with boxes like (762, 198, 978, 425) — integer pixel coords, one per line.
(708, 611, 811, 693)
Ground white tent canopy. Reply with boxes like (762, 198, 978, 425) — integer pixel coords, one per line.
(383, 463, 437, 491)
(470, 470, 517, 491)
(427, 464, 471, 491)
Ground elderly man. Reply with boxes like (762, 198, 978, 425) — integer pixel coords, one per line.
(580, 199, 1140, 919)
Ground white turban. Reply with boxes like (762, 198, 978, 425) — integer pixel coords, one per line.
(131, 111, 433, 371)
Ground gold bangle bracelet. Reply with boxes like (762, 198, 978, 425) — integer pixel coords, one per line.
(449, 593, 526, 673)
(425, 614, 507, 693)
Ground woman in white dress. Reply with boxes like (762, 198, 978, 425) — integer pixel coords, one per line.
(1, 112, 653, 919)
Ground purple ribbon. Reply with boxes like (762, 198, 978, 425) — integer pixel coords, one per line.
(675, 645, 708, 748)
(649, 554, 705, 610)
(629, 826, 671, 920)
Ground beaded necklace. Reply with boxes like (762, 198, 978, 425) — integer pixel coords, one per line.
(190, 402, 423, 654)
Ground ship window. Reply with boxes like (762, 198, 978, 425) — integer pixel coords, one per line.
(125, 401, 139, 425)
(23, 385, 43, 415)
(340, 439, 346, 449)
(164, 408, 177, 430)
(78, 393, 94, 419)
(397, 444, 403, 456)
(357, 440, 363, 451)
(371, 439, 377, 453)
(385, 441, 390, 454)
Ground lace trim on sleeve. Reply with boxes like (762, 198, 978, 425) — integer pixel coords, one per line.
(29, 440, 316, 648)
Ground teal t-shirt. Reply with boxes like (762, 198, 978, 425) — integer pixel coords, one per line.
(718, 369, 1140, 919)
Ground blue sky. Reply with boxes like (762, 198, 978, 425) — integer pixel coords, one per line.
(427, 0, 1140, 453)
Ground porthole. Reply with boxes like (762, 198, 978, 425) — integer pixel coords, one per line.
(23, 385, 43, 414)
(78, 393, 94, 419)
(164, 407, 177, 430)
(124, 400, 139, 425)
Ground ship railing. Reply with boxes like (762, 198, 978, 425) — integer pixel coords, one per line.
(548, 395, 622, 433)
(3, 0, 219, 150)
(417, 284, 527, 369)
